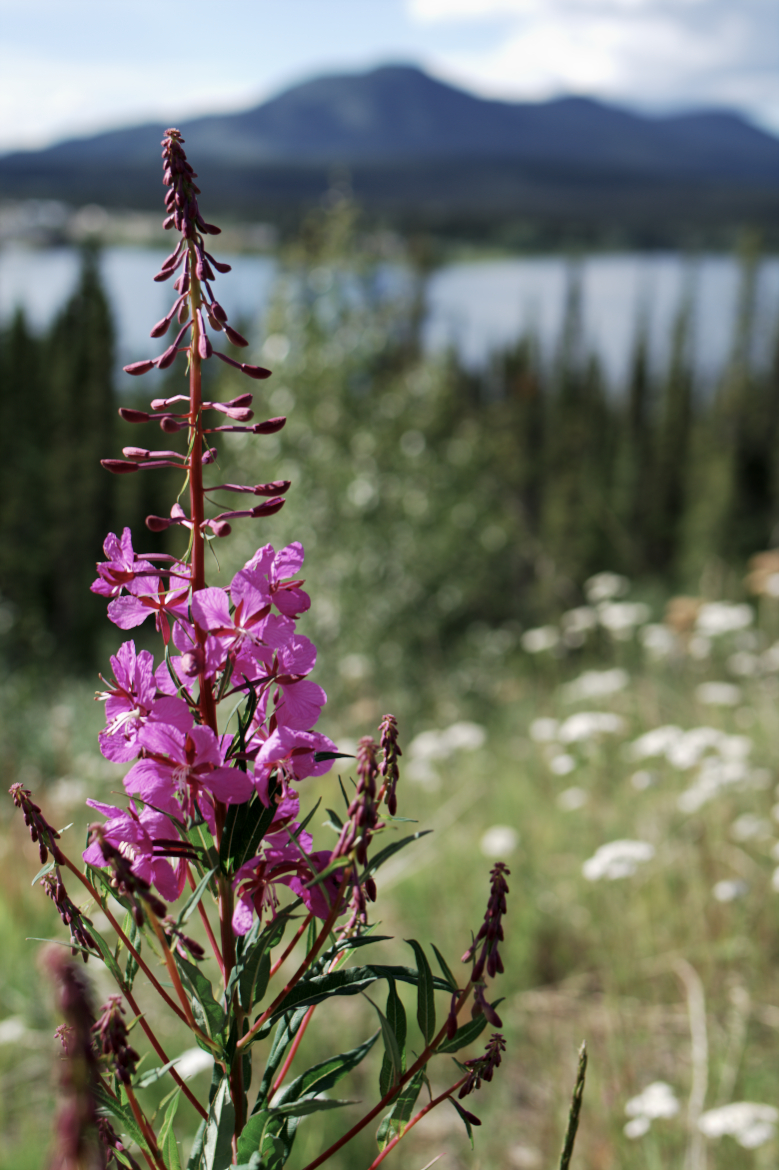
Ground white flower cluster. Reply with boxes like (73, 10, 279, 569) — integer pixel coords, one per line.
(627, 724, 757, 812)
(582, 839, 655, 881)
(624, 1081, 679, 1138)
(698, 1102, 778, 1149)
(560, 668, 629, 703)
(521, 572, 652, 654)
(405, 721, 486, 788)
(530, 711, 626, 778)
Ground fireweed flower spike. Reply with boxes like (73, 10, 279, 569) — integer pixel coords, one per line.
(10, 128, 512, 1165)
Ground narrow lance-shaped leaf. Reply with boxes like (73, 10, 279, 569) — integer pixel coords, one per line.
(431, 943, 459, 993)
(176, 866, 217, 927)
(379, 979, 406, 1098)
(406, 939, 436, 1044)
(376, 1069, 425, 1151)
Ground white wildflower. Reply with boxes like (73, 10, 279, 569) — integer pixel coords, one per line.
(678, 758, 751, 812)
(688, 635, 712, 660)
(712, 879, 749, 902)
(695, 682, 742, 707)
(557, 786, 588, 810)
(628, 725, 684, 761)
(598, 601, 651, 639)
(698, 1102, 778, 1149)
(695, 602, 753, 638)
(630, 770, 656, 791)
(641, 623, 677, 660)
(561, 668, 629, 703)
(561, 606, 598, 633)
(550, 753, 576, 776)
(438, 721, 485, 752)
(0, 1018, 27, 1045)
(529, 718, 559, 743)
(585, 572, 629, 603)
(583, 839, 655, 881)
(521, 626, 559, 653)
(624, 1116, 651, 1139)
(730, 814, 771, 843)
(625, 1081, 680, 1121)
(558, 712, 625, 744)
(480, 825, 519, 857)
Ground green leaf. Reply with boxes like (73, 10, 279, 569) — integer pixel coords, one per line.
(159, 1089, 181, 1170)
(449, 1096, 480, 1148)
(94, 1081, 147, 1151)
(255, 1007, 311, 1108)
(268, 963, 451, 1020)
(202, 1077, 235, 1170)
(360, 831, 432, 878)
(185, 1118, 206, 1170)
(367, 995, 403, 1099)
(272, 1096, 356, 1117)
(435, 1014, 488, 1054)
(89, 926, 125, 984)
(133, 1059, 176, 1090)
(124, 914, 142, 991)
(220, 791, 278, 874)
(176, 867, 217, 927)
(376, 1069, 424, 1150)
(324, 807, 344, 830)
(236, 1111, 288, 1165)
(239, 948, 270, 1015)
(30, 859, 55, 886)
(406, 940, 436, 1044)
(176, 954, 226, 1041)
(379, 980, 406, 1098)
(274, 1030, 380, 1108)
(431, 944, 459, 993)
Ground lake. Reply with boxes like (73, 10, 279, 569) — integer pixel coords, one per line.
(1, 245, 778, 388)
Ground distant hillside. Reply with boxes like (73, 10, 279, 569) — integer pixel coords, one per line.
(1, 64, 777, 241)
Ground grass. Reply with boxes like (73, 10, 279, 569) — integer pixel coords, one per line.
(2, 588, 779, 1168)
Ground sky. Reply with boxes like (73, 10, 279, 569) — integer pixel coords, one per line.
(1, 0, 777, 154)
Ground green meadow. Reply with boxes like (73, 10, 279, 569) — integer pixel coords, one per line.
(1, 207, 778, 1167)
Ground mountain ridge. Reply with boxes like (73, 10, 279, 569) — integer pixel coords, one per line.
(1, 64, 776, 238)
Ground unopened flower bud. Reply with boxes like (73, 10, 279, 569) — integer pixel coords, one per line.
(160, 415, 187, 433)
(118, 407, 150, 423)
(208, 519, 232, 537)
(253, 416, 286, 434)
(101, 460, 139, 474)
(224, 325, 249, 348)
(210, 301, 228, 323)
(146, 515, 174, 532)
(123, 360, 155, 376)
(251, 497, 285, 517)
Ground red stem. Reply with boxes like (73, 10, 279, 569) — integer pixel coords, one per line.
(123, 985, 208, 1119)
(366, 1077, 469, 1170)
(297, 982, 473, 1170)
(269, 912, 313, 977)
(60, 857, 187, 1024)
(237, 872, 349, 1051)
(186, 862, 224, 976)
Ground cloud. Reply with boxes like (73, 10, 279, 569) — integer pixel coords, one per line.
(407, 0, 779, 130)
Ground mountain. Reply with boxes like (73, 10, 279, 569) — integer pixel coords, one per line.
(1, 65, 777, 240)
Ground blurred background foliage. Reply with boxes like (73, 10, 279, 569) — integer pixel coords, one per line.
(1, 205, 777, 694)
(3, 200, 779, 1169)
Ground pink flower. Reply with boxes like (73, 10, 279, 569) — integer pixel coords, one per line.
(91, 528, 157, 598)
(190, 572, 275, 674)
(125, 725, 253, 831)
(231, 825, 341, 934)
(251, 726, 337, 787)
(107, 583, 189, 642)
(82, 799, 187, 902)
(98, 641, 192, 762)
(243, 542, 311, 617)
